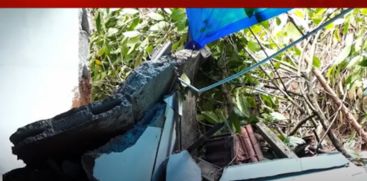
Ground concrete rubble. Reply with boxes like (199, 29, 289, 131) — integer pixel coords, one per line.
(9, 57, 175, 166)
(4, 49, 205, 181)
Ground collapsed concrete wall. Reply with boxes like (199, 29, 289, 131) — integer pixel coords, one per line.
(9, 56, 175, 166)
(4, 49, 205, 180)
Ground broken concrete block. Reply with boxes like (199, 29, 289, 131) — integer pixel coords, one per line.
(117, 56, 175, 120)
(5, 50, 203, 179)
(174, 50, 202, 81)
(10, 95, 133, 165)
(9, 56, 175, 165)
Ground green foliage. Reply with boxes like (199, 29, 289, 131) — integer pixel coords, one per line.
(197, 8, 367, 134)
(89, 8, 187, 100)
(89, 8, 367, 139)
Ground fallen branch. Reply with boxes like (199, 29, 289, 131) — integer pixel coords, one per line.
(299, 70, 352, 158)
(312, 68, 367, 143)
(290, 9, 367, 143)
(317, 91, 348, 149)
(308, 92, 352, 158)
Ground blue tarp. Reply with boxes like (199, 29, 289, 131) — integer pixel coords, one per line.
(186, 8, 290, 49)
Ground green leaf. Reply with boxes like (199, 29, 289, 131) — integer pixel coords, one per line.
(147, 12, 164, 21)
(293, 9, 305, 19)
(121, 8, 139, 15)
(150, 21, 169, 31)
(334, 28, 341, 42)
(199, 110, 224, 124)
(359, 57, 367, 67)
(270, 112, 287, 122)
(325, 22, 334, 30)
(283, 23, 301, 41)
(96, 12, 102, 33)
(198, 112, 218, 124)
(129, 18, 141, 30)
(276, 17, 281, 25)
(146, 45, 154, 54)
(347, 55, 363, 69)
(335, 45, 351, 65)
(107, 28, 119, 37)
(163, 8, 172, 14)
(234, 91, 250, 117)
(247, 40, 260, 52)
(251, 25, 262, 34)
(105, 17, 118, 28)
(232, 118, 241, 133)
(171, 8, 185, 21)
(261, 94, 275, 108)
(123, 31, 140, 38)
(260, 21, 270, 29)
(180, 73, 191, 87)
(312, 56, 321, 68)
(248, 115, 259, 124)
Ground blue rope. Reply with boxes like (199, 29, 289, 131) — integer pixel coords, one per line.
(179, 8, 353, 94)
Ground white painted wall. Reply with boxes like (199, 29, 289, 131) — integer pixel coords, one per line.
(0, 9, 80, 175)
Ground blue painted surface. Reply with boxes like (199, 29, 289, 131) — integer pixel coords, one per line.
(186, 8, 290, 49)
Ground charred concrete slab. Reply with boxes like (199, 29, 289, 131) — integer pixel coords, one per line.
(117, 56, 176, 120)
(5, 48, 204, 181)
(10, 93, 133, 166)
(9, 56, 175, 165)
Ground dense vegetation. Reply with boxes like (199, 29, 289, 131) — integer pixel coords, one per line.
(89, 8, 367, 159)
(89, 8, 187, 100)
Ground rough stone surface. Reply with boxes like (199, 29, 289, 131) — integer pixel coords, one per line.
(117, 57, 175, 120)
(9, 56, 175, 165)
(174, 50, 201, 80)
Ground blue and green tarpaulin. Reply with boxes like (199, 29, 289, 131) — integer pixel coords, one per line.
(186, 8, 290, 49)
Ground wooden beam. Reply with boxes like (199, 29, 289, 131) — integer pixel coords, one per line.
(255, 122, 298, 159)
